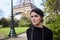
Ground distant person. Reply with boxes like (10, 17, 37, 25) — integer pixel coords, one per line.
(26, 8, 53, 40)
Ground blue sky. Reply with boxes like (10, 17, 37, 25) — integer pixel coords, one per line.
(0, 0, 44, 19)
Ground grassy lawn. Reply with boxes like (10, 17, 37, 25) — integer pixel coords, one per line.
(0, 27, 28, 37)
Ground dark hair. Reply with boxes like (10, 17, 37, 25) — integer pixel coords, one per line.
(30, 8, 44, 22)
(30, 8, 44, 17)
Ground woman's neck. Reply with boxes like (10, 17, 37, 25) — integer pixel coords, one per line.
(34, 23, 43, 28)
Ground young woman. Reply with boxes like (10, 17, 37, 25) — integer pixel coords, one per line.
(26, 8, 53, 40)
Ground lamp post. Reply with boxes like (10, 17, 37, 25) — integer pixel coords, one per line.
(8, 0, 17, 37)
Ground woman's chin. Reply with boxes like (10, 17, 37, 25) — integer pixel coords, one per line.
(33, 23, 37, 26)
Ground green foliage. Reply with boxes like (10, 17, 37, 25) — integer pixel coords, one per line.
(46, 17, 55, 24)
(46, 15, 60, 40)
(0, 20, 2, 25)
(0, 18, 10, 27)
(0, 18, 19, 27)
(19, 16, 31, 27)
(42, 0, 60, 14)
(13, 19, 19, 27)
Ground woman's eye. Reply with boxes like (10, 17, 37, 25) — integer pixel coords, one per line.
(34, 15, 38, 17)
(31, 16, 33, 18)
(31, 15, 38, 18)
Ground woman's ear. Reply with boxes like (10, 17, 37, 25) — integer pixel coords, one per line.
(40, 17, 43, 22)
(41, 20, 43, 22)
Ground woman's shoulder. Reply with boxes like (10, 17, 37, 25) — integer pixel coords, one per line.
(43, 26, 53, 33)
(26, 27, 32, 33)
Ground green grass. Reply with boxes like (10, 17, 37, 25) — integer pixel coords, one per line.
(15, 27, 28, 34)
(0, 27, 28, 37)
(0, 27, 10, 36)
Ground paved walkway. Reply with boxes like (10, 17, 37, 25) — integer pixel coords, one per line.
(5, 33, 27, 40)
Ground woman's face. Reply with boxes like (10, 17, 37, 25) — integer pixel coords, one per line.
(30, 12, 42, 26)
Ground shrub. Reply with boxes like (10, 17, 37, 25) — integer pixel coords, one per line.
(19, 16, 31, 27)
(46, 15, 60, 40)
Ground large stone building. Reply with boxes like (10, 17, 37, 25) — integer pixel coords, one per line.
(13, 0, 37, 18)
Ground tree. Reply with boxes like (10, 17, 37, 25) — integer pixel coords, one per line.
(42, 0, 60, 15)
(46, 15, 60, 40)
(0, 20, 2, 25)
(41, 0, 60, 40)
(19, 16, 31, 27)
(1, 18, 10, 27)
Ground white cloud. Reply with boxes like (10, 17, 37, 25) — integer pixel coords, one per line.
(13, 0, 20, 6)
(34, 0, 44, 10)
(0, 0, 19, 18)
(0, 0, 43, 18)
(0, 0, 11, 18)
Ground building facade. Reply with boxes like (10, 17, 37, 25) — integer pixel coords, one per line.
(13, 0, 37, 18)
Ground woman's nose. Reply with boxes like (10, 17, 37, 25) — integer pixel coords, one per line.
(32, 17, 35, 20)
